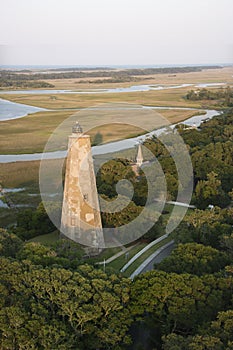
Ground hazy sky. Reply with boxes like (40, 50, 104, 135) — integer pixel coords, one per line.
(0, 0, 232, 65)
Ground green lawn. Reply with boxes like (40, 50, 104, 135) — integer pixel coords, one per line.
(107, 242, 147, 271)
(29, 231, 60, 245)
(87, 246, 123, 265)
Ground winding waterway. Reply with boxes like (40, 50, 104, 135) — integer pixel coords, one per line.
(0, 81, 224, 162)
(0, 98, 46, 121)
(0, 82, 226, 96)
(0, 82, 226, 121)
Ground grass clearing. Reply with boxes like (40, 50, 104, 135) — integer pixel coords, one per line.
(107, 242, 148, 271)
(85, 246, 123, 265)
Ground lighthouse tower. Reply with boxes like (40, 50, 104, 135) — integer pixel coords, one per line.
(61, 122, 104, 250)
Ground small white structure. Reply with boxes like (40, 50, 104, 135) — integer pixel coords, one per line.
(136, 144, 143, 167)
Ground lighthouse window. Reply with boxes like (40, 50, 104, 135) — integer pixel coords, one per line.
(83, 194, 88, 200)
(71, 218, 76, 226)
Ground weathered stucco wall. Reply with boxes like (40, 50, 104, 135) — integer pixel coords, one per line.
(61, 132, 104, 248)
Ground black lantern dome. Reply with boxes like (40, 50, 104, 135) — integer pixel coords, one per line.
(72, 122, 83, 134)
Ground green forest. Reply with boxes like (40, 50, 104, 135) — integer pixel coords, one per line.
(0, 108, 233, 349)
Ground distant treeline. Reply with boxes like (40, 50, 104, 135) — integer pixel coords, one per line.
(186, 86, 233, 106)
(0, 65, 221, 84)
(76, 76, 148, 84)
(0, 80, 55, 89)
(49, 66, 115, 71)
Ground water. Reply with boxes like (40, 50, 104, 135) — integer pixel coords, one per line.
(0, 83, 194, 95)
(0, 82, 227, 96)
(0, 199, 8, 208)
(0, 150, 67, 163)
(1, 89, 84, 95)
(197, 82, 226, 88)
(3, 187, 26, 193)
(93, 109, 220, 155)
(0, 80, 223, 162)
(0, 98, 46, 121)
(181, 111, 215, 126)
(0, 82, 227, 121)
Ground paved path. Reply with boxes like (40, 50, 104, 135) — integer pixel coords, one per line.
(96, 242, 140, 265)
(130, 240, 175, 279)
(166, 200, 196, 209)
(120, 233, 170, 273)
(153, 198, 196, 209)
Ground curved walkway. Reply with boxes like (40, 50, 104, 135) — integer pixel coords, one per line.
(120, 233, 169, 273)
(130, 240, 175, 279)
(96, 242, 140, 265)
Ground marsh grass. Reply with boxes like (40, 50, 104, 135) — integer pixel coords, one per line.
(0, 87, 202, 110)
(0, 161, 40, 188)
(0, 107, 204, 154)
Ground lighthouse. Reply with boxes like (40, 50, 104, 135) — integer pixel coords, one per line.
(61, 122, 104, 250)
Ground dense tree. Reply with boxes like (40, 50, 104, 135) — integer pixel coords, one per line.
(130, 270, 232, 336)
(194, 172, 230, 209)
(162, 333, 224, 350)
(172, 208, 233, 248)
(16, 240, 84, 269)
(101, 195, 143, 228)
(142, 109, 233, 208)
(221, 233, 233, 259)
(97, 159, 136, 199)
(156, 243, 230, 276)
(51, 239, 84, 261)
(162, 310, 233, 350)
(0, 82, 232, 350)
(210, 310, 233, 348)
(186, 87, 233, 107)
(13, 202, 57, 240)
(0, 66, 218, 88)
(0, 229, 23, 258)
(0, 258, 132, 349)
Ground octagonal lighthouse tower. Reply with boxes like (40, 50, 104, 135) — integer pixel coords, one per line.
(61, 122, 104, 251)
